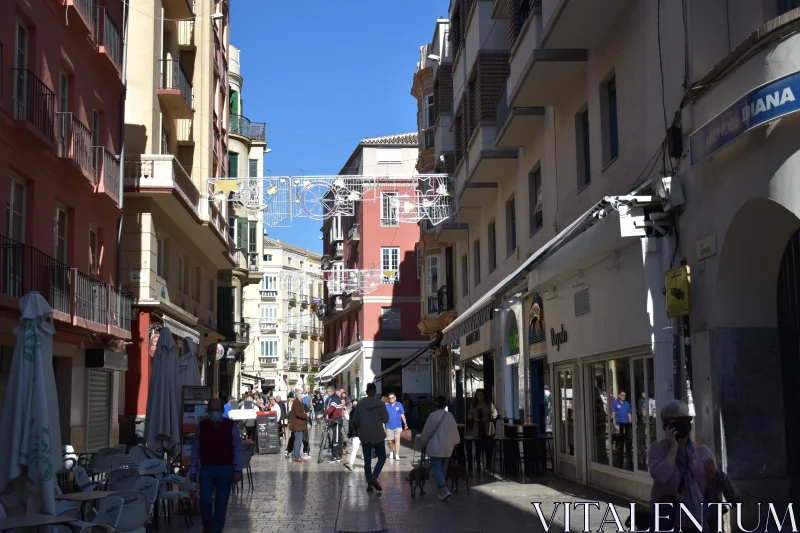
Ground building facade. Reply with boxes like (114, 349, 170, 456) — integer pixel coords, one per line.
(320, 134, 429, 398)
(425, 0, 800, 515)
(241, 239, 324, 399)
(0, 0, 132, 452)
(121, 0, 237, 423)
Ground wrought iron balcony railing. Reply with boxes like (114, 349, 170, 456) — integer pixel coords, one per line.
(158, 58, 192, 109)
(57, 113, 93, 176)
(259, 319, 278, 333)
(95, 7, 122, 68)
(427, 294, 439, 315)
(437, 284, 453, 313)
(94, 146, 120, 203)
(229, 114, 266, 142)
(12, 69, 56, 141)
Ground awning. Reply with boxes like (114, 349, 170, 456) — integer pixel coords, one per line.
(162, 315, 200, 345)
(441, 197, 616, 344)
(374, 338, 439, 383)
(317, 349, 362, 383)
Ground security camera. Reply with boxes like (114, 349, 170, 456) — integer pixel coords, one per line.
(210, 13, 224, 20)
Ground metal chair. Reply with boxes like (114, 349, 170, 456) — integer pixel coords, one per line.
(138, 459, 167, 477)
(69, 495, 125, 533)
(106, 469, 141, 491)
(158, 474, 194, 529)
(112, 491, 152, 533)
(72, 466, 101, 492)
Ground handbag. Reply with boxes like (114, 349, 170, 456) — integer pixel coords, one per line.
(400, 428, 412, 441)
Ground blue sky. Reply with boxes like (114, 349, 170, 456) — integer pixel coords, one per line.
(230, 0, 448, 254)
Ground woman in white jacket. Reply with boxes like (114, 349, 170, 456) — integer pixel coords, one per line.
(419, 396, 461, 501)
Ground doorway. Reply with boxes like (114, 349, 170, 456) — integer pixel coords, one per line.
(380, 358, 402, 397)
(777, 228, 800, 504)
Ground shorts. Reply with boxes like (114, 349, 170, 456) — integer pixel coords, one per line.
(385, 427, 403, 440)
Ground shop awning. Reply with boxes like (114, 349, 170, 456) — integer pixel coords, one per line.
(374, 338, 439, 383)
(317, 349, 362, 383)
(441, 197, 617, 345)
(163, 315, 200, 345)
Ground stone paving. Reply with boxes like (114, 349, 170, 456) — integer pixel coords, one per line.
(161, 428, 635, 533)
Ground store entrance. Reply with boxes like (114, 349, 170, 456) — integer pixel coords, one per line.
(777, 228, 800, 505)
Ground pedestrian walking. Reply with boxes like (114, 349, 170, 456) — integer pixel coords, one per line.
(354, 383, 390, 492)
(385, 393, 408, 461)
(190, 398, 243, 533)
(344, 398, 361, 471)
(419, 395, 460, 502)
(289, 390, 309, 463)
(325, 386, 344, 462)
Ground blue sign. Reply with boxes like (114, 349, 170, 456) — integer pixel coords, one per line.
(690, 70, 800, 166)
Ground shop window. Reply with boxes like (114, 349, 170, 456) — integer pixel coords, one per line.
(588, 355, 654, 472)
(556, 368, 575, 456)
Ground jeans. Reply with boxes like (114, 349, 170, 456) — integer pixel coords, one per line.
(361, 441, 386, 482)
(330, 422, 343, 459)
(430, 457, 448, 488)
(348, 437, 361, 468)
(293, 431, 304, 459)
(199, 465, 234, 533)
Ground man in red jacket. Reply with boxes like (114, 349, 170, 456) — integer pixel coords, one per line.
(325, 386, 344, 462)
(190, 398, 243, 533)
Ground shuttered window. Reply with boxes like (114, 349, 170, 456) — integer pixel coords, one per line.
(87, 369, 112, 451)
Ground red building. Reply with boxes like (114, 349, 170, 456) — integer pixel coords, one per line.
(319, 134, 431, 398)
(0, 0, 130, 452)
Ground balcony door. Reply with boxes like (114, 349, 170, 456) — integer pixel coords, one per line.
(13, 21, 29, 120)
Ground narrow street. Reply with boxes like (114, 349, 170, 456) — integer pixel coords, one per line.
(162, 429, 633, 533)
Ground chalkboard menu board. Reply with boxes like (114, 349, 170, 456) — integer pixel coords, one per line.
(257, 413, 280, 454)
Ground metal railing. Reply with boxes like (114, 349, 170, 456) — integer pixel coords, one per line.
(299, 356, 310, 366)
(286, 348, 296, 364)
(73, 0, 95, 30)
(75, 269, 108, 326)
(94, 147, 120, 202)
(57, 113, 93, 176)
(229, 114, 266, 142)
(124, 155, 201, 209)
(427, 294, 439, 315)
(259, 320, 278, 333)
(109, 285, 132, 332)
(29, 247, 72, 315)
(12, 69, 56, 141)
(437, 285, 453, 313)
(496, 84, 510, 131)
(95, 8, 121, 68)
(259, 357, 278, 367)
(260, 289, 278, 299)
(424, 127, 434, 149)
(232, 321, 250, 345)
(248, 253, 259, 272)
(287, 291, 297, 302)
(158, 58, 192, 109)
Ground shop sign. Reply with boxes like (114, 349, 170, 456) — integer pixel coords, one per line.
(550, 325, 568, 351)
(508, 330, 520, 355)
(405, 357, 429, 373)
(465, 329, 480, 346)
(182, 386, 212, 401)
(690, 70, 800, 165)
(665, 265, 691, 317)
(213, 344, 224, 361)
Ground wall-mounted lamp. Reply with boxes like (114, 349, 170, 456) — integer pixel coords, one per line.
(210, 13, 224, 20)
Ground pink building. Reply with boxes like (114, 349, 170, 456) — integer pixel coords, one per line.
(319, 134, 432, 398)
(0, 0, 130, 451)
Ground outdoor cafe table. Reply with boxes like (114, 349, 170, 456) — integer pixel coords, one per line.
(0, 514, 76, 532)
(56, 490, 121, 519)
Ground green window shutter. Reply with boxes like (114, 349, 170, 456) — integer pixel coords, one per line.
(236, 217, 248, 249)
(228, 152, 238, 177)
(249, 159, 258, 177)
(217, 286, 235, 338)
(230, 91, 239, 115)
(248, 221, 258, 254)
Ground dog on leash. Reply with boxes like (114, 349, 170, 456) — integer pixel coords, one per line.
(447, 460, 469, 495)
(406, 466, 429, 497)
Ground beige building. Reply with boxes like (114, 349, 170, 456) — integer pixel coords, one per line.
(240, 238, 324, 398)
(121, 0, 238, 415)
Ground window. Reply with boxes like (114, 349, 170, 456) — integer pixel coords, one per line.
(260, 305, 278, 320)
(376, 148, 402, 164)
(505, 197, 517, 255)
(248, 221, 257, 254)
(88, 228, 99, 276)
(529, 167, 543, 234)
(381, 307, 401, 337)
(555, 368, 575, 457)
(178, 256, 186, 292)
(488, 221, 497, 272)
(161, 124, 170, 155)
(473, 240, 481, 286)
(235, 217, 248, 250)
(228, 152, 238, 177)
(7, 176, 25, 243)
(381, 247, 400, 284)
(259, 339, 278, 364)
(299, 341, 305, 361)
(461, 254, 469, 297)
(13, 21, 28, 118)
(423, 95, 435, 129)
(587, 356, 655, 472)
(58, 74, 69, 147)
(427, 254, 440, 294)
(381, 192, 399, 226)
(576, 106, 591, 189)
(467, 79, 477, 137)
(601, 73, 619, 166)
(249, 159, 258, 177)
(93, 111, 102, 179)
(261, 275, 277, 290)
(208, 279, 214, 311)
(265, 254, 273, 261)
(287, 276, 294, 294)
(54, 206, 68, 263)
(288, 256, 292, 265)
(156, 237, 165, 278)
(227, 216, 235, 239)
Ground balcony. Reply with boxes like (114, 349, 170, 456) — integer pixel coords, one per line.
(201, 198, 234, 253)
(286, 349, 297, 366)
(423, 127, 435, 149)
(300, 324, 310, 338)
(94, 147, 120, 205)
(287, 292, 297, 305)
(57, 113, 93, 180)
(333, 241, 344, 260)
(427, 295, 439, 316)
(540, 0, 631, 49)
(0, 236, 132, 339)
(299, 293, 309, 307)
(259, 357, 278, 368)
(177, 20, 195, 49)
(124, 155, 200, 212)
(437, 285, 454, 314)
(260, 289, 278, 301)
(158, 58, 193, 119)
(66, 0, 95, 35)
(310, 327, 322, 339)
(12, 69, 56, 143)
(321, 255, 331, 269)
(495, 84, 546, 147)
(95, 8, 122, 70)
(233, 322, 250, 345)
(163, 0, 194, 20)
(299, 356, 310, 369)
(259, 320, 278, 334)
(347, 224, 360, 243)
(287, 320, 299, 335)
(229, 115, 267, 143)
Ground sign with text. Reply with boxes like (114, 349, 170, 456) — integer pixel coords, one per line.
(182, 386, 213, 402)
(665, 265, 691, 317)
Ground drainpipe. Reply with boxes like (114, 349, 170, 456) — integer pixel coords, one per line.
(116, 0, 130, 286)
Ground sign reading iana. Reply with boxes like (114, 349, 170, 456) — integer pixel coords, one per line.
(530, 502, 797, 532)
(690, 70, 800, 166)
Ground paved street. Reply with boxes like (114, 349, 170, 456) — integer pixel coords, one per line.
(162, 429, 634, 533)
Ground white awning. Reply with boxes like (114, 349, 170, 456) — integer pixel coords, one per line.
(317, 349, 362, 383)
(442, 197, 615, 344)
(162, 315, 200, 345)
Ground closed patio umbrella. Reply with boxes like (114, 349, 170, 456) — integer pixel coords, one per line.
(0, 292, 62, 516)
(145, 327, 181, 458)
(179, 337, 202, 387)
